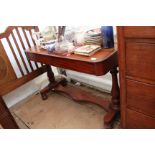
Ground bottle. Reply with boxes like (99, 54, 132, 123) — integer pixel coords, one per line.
(101, 26, 114, 48)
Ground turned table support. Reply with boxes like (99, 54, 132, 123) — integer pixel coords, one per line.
(0, 96, 19, 129)
(40, 65, 67, 100)
(104, 67, 120, 128)
(46, 64, 55, 84)
(110, 67, 120, 111)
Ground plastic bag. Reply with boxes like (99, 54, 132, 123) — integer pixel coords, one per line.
(54, 40, 75, 54)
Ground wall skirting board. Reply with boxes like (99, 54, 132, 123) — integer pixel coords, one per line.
(66, 70, 113, 93)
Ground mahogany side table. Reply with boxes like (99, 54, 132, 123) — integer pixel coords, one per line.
(26, 47, 120, 128)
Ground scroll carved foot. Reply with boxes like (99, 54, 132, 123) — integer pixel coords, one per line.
(41, 92, 48, 100)
(40, 77, 68, 100)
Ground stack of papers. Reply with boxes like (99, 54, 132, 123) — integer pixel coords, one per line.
(74, 45, 101, 56)
(84, 29, 103, 46)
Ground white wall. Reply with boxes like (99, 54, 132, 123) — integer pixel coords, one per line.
(0, 26, 58, 108)
(66, 70, 112, 92)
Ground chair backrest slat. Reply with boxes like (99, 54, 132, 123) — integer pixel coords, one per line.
(22, 28, 31, 48)
(21, 27, 39, 69)
(11, 31, 30, 74)
(30, 30, 36, 46)
(15, 27, 34, 71)
(6, 37, 25, 76)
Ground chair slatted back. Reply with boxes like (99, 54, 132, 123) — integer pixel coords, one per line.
(0, 26, 48, 128)
(0, 26, 47, 96)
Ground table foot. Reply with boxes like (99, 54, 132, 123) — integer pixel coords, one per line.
(40, 77, 67, 100)
(41, 90, 49, 100)
(104, 109, 119, 128)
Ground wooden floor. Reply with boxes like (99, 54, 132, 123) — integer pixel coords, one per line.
(1, 84, 120, 129)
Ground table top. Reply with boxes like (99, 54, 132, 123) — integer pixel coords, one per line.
(26, 46, 118, 76)
(26, 46, 116, 63)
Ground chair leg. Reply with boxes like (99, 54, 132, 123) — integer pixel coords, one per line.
(0, 96, 19, 129)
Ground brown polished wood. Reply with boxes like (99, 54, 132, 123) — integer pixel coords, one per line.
(26, 47, 118, 76)
(26, 47, 120, 128)
(127, 79, 155, 117)
(0, 96, 19, 129)
(0, 26, 47, 128)
(117, 26, 155, 128)
(124, 26, 155, 38)
(54, 84, 110, 111)
(104, 68, 120, 128)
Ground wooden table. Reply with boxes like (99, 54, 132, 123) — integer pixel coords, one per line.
(26, 47, 120, 128)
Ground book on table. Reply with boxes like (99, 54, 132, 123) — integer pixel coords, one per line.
(74, 45, 101, 56)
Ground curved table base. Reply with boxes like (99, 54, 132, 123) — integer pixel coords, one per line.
(40, 65, 120, 129)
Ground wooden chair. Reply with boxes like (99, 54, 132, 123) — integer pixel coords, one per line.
(0, 26, 47, 128)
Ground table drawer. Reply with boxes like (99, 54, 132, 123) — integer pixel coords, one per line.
(126, 41, 155, 81)
(124, 26, 155, 38)
(126, 109, 155, 129)
(126, 79, 155, 117)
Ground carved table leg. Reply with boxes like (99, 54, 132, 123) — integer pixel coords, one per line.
(0, 96, 19, 129)
(104, 67, 120, 128)
(40, 65, 55, 100)
(40, 65, 67, 100)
